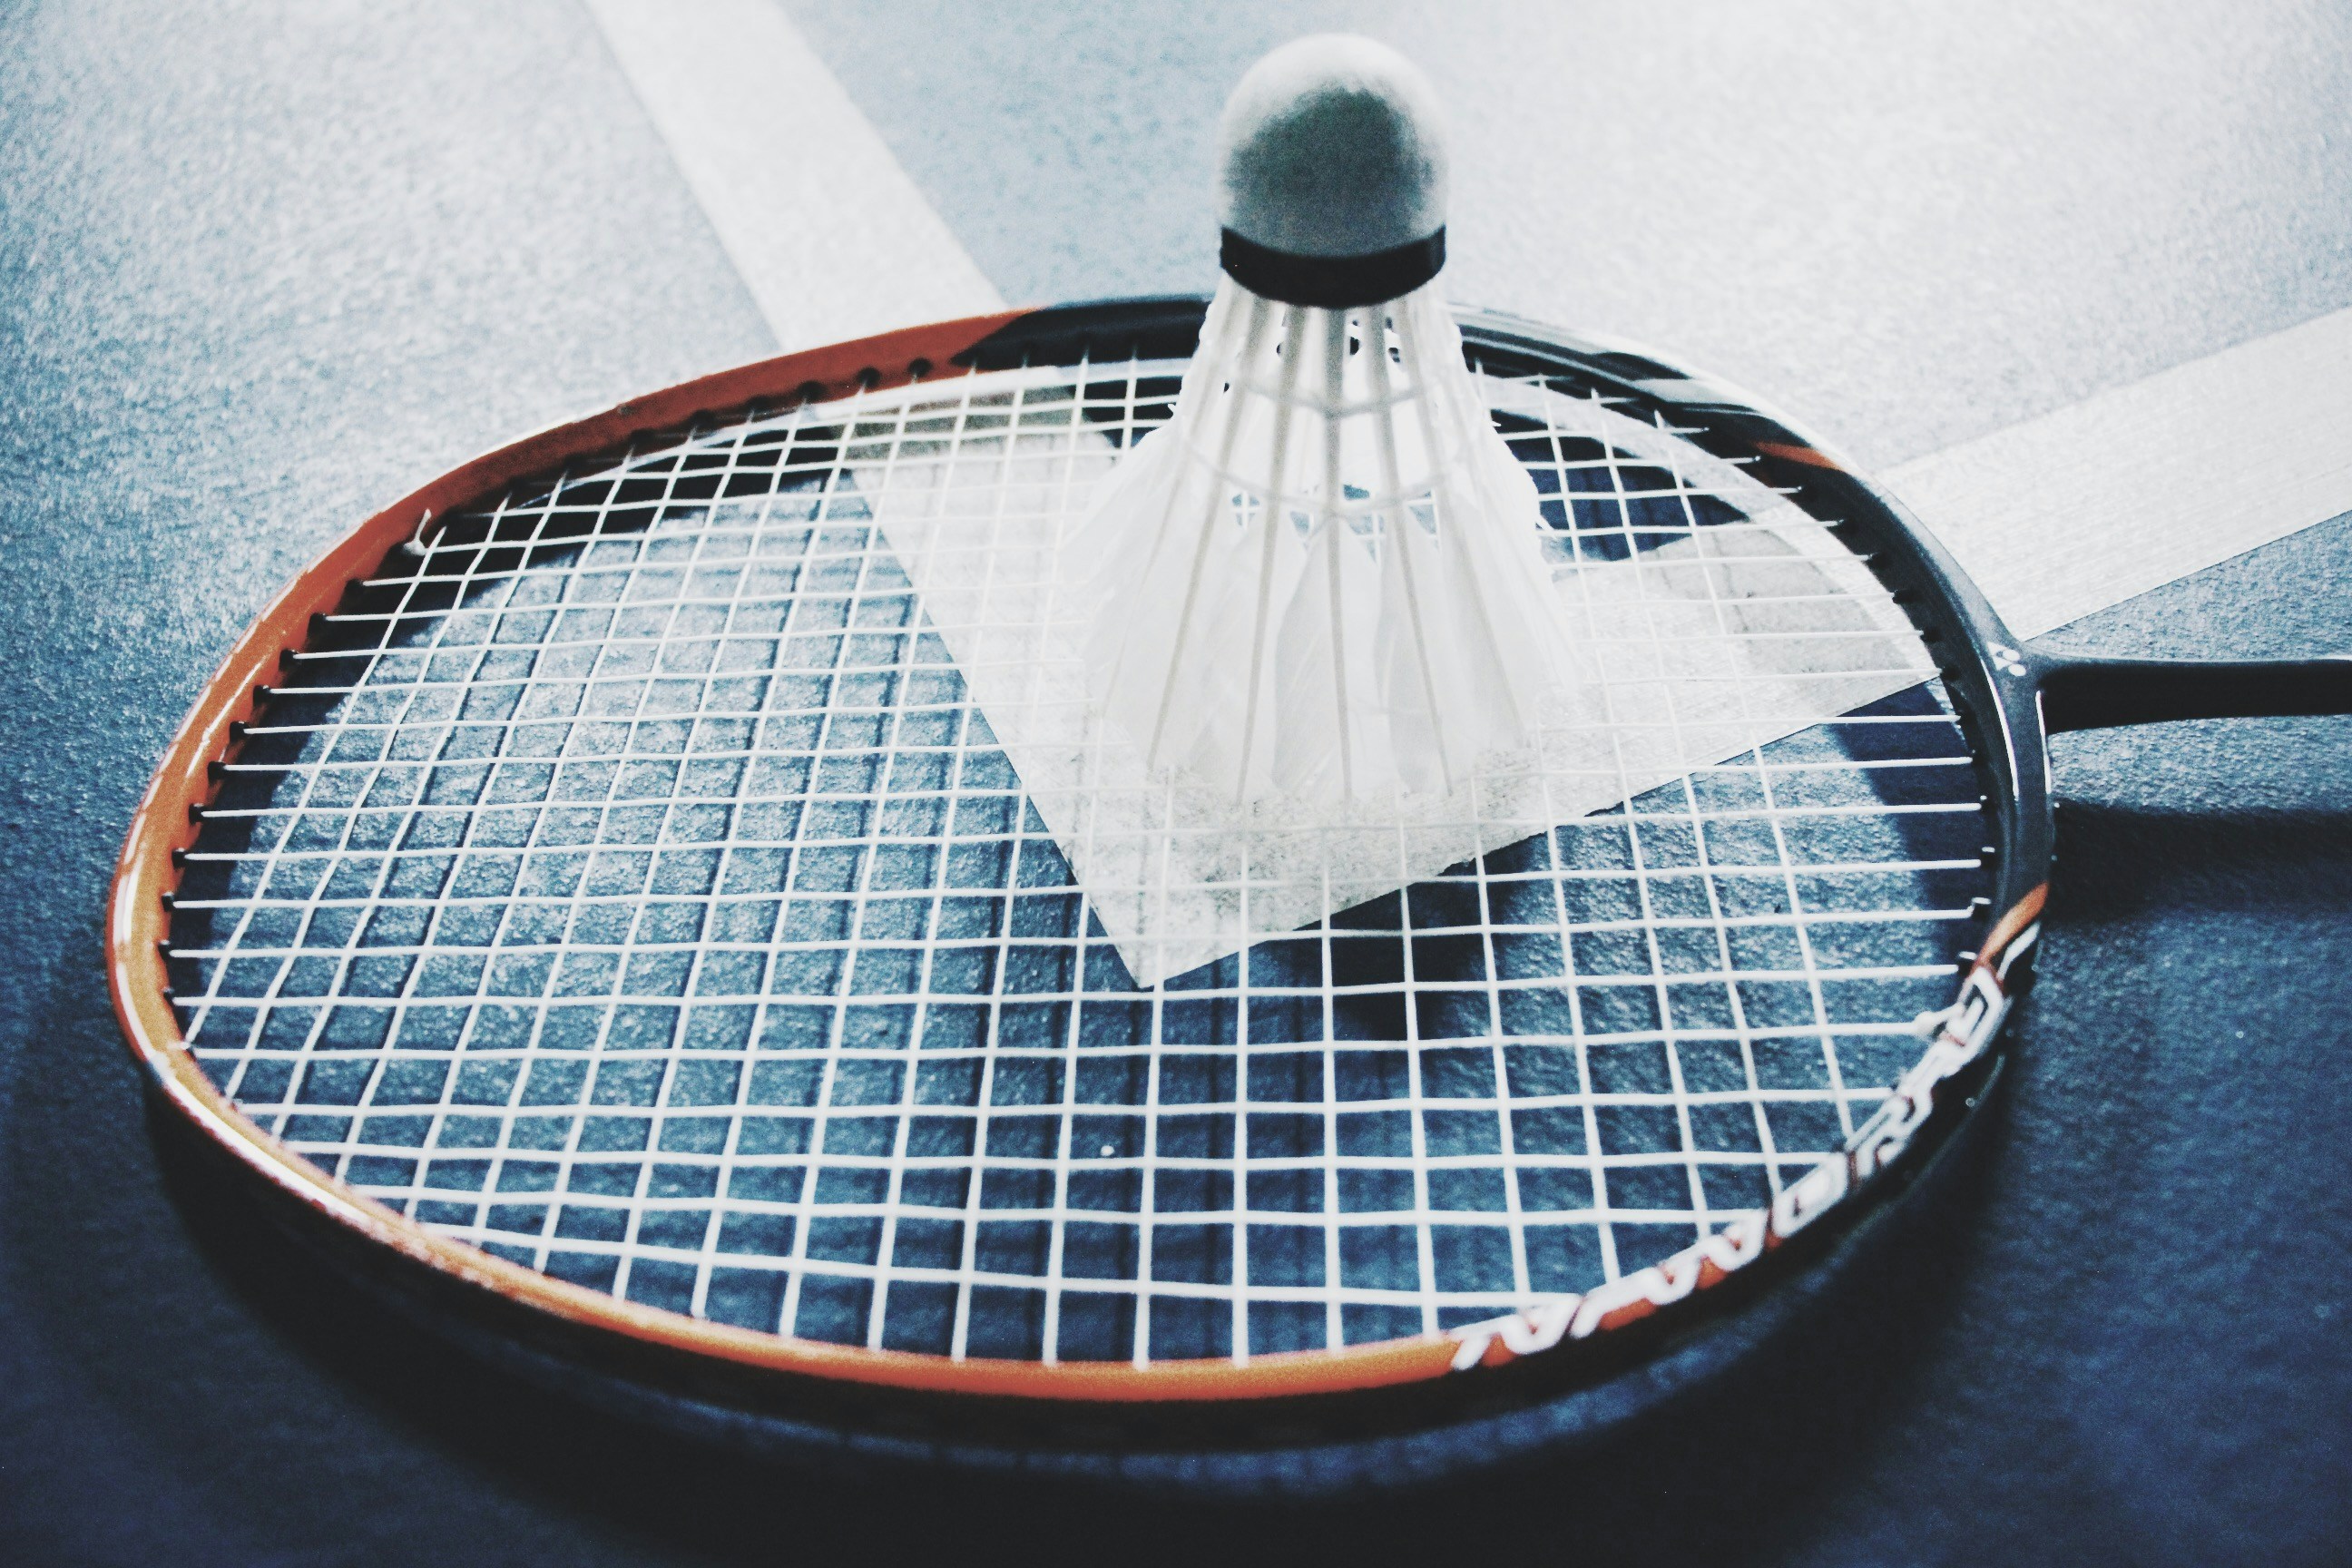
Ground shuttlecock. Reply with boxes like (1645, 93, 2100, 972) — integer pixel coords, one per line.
(1070, 34, 1574, 804)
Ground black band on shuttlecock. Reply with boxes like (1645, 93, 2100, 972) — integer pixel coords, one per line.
(1219, 228, 1446, 309)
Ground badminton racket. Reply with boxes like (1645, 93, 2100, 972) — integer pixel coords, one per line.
(110, 298, 2352, 1455)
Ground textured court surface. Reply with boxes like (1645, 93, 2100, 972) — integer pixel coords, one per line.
(3, 2, 2348, 1563)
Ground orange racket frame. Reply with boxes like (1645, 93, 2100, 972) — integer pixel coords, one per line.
(109, 303, 2054, 1426)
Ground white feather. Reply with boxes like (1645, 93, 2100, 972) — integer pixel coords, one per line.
(1068, 275, 1577, 803)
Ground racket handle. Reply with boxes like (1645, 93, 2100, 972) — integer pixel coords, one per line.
(2031, 646, 2352, 732)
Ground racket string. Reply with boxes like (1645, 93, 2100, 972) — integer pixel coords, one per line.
(165, 354, 1989, 1363)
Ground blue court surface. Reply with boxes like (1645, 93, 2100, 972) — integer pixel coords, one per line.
(2, 3, 2347, 1563)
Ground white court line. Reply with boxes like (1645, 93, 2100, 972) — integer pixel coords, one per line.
(591, 0, 2350, 645)
(586, 0, 1001, 350)
(1884, 307, 2352, 641)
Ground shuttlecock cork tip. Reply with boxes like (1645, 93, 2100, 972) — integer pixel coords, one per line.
(1217, 34, 1450, 308)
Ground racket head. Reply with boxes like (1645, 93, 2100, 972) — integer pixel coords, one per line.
(109, 298, 2050, 1455)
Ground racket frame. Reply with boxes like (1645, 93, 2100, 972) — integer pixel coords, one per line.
(103, 296, 2146, 1427)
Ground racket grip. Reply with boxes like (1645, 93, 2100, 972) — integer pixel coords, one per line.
(2031, 646, 2352, 732)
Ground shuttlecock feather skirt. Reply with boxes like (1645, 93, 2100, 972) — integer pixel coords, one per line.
(1071, 278, 1576, 803)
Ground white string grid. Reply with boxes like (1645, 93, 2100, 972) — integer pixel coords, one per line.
(164, 348, 1989, 1366)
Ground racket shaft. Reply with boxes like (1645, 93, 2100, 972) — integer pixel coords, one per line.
(2033, 649, 2352, 732)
